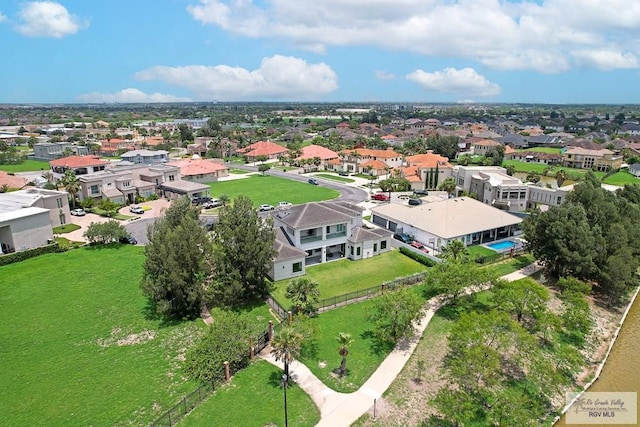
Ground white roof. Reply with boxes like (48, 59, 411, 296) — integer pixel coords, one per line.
(371, 197, 522, 239)
(0, 206, 49, 223)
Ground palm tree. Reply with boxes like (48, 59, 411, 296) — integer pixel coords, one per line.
(438, 177, 456, 196)
(271, 326, 304, 379)
(352, 150, 361, 174)
(285, 277, 320, 314)
(506, 164, 516, 176)
(61, 170, 80, 208)
(441, 239, 468, 261)
(336, 332, 353, 376)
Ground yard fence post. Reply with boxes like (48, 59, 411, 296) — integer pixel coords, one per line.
(381, 283, 386, 294)
(224, 361, 230, 381)
(287, 310, 293, 324)
(268, 320, 274, 341)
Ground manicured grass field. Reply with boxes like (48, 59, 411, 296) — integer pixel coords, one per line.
(0, 246, 208, 426)
(208, 175, 339, 206)
(502, 160, 549, 173)
(523, 147, 562, 154)
(311, 173, 356, 183)
(299, 295, 399, 393)
(0, 159, 49, 172)
(603, 171, 640, 186)
(485, 254, 536, 277)
(270, 250, 427, 309)
(466, 245, 496, 259)
(52, 223, 81, 233)
(178, 361, 320, 427)
(228, 168, 251, 174)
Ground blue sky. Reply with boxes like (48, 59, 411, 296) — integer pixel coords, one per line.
(1, 0, 639, 104)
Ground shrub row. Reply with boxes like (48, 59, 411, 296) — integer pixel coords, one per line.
(399, 246, 437, 267)
(0, 243, 61, 267)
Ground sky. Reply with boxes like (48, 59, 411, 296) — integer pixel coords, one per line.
(1, 0, 640, 104)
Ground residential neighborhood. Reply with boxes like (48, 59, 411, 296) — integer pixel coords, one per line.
(2, 102, 640, 427)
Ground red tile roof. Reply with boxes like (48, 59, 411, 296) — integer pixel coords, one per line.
(0, 171, 29, 189)
(239, 141, 288, 157)
(406, 153, 452, 169)
(49, 155, 109, 168)
(342, 148, 400, 158)
(166, 158, 228, 176)
(297, 145, 338, 160)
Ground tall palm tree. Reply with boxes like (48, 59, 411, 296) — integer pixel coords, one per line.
(285, 277, 320, 314)
(352, 150, 361, 174)
(61, 171, 81, 208)
(271, 326, 304, 379)
(441, 239, 468, 261)
(336, 332, 353, 376)
(438, 177, 457, 196)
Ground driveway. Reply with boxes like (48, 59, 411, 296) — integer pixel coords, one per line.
(60, 199, 171, 244)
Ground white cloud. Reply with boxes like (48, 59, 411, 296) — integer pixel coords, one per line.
(185, 0, 640, 72)
(374, 71, 395, 81)
(571, 49, 639, 70)
(134, 55, 338, 100)
(17, 1, 88, 38)
(76, 88, 192, 103)
(0, 12, 7, 23)
(406, 67, 501, 98)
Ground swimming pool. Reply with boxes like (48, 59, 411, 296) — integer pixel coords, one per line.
(487, 240, 516, 251)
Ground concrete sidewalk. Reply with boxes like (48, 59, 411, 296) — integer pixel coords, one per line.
(260, 261, 544, 426)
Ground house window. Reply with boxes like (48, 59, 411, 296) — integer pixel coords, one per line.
(336, 224, 345, 232)
(350, 246, 354, 255)
(59, 213, 65, 225)
(90, 184, 99, 195)
(374, 243, 378, 252)
(169, 175, 175, 181)
(326, 225, 331, 234)
(56, 197, 63, 208)
(293, 262, 302, 273)
(356, 247, 361, 256)
(381, 240, 387, 250)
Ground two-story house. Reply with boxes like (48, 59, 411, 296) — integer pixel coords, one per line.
(49, 155, 109, 175)
(269, 202, 392, 281)
(562, 146, 623, 171)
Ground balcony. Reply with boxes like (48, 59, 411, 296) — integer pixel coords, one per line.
(300, 234, 323, 244)
(326, 230, 347, 239)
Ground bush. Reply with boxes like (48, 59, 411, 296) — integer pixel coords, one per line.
(83, 220, 127, 244)
(399, 246, 436, 267)
(0, 243, 60, 266)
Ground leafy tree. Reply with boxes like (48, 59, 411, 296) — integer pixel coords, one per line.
(492, 277, 550, 332)
(271, 325, 304, 380)
(367, 288, 423, 344)
(83, 219, 127, 244)
(97, 198, 120, 217)
(285, 277, 320, 313)
(141, 197, 212, 319)
(426, 259, 495, 304)
(336, 332, 354, 376)
(211, 195, 277, 306)
(258, 163, 271, 174)
(505, 164, 516, 176)
(184, 312, 261, 382)
(525, 171, 541, 183)
(177, 123, 194, 145)
(555, 169, 567, 187)
(426, 135, 459, 159)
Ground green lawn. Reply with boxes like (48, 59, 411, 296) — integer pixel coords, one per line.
(0, 159, 49, 172)
(228, 168, 251, 174)
(178, 360, 320, 427)
(52, 223, 81, 234)
(311, 173, 356, 183)
(299, 296, 399, 393)
(0, 246, 207, 426)
(209, 175, 339, 206)
(271, 250, 427, 309)
(523, 147, 562, 154)
(502, 160, 549, 173)
(603, 171, 640, 186)
(485, 254, 536, 277)
(466, 245, 495, 259)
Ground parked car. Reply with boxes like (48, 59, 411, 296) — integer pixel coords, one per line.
(70, 208, 86, 216)
(202, 199, 222, 209)
(410, 241, 425, 249)
(191, 196, 212, 205)
(408, 198, 423, 206)
(277, 201, 292, 208)
(129, 206, 144, 214)
(338, 171, 349, 176)
(308, 178, 319, 185)
(413, 189, 429, 196)
(393, 233, 413, 244)
(398, 194, 411, 200)
(258, 204, 274, 211)
(371, 193, 390, 201)
(119, 235, 137, 245)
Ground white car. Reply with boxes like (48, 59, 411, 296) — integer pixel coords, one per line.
(129, 206, 144, 214)
(258, 204, 274, 211)
(70, 208, 86, 216)
(277, 201, 292, 208)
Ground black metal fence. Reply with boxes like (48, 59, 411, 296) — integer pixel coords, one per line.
(474, 247, 527, 264)
(266, 295, 287, 320)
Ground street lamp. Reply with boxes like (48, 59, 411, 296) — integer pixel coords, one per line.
(282, 373, 289, 427)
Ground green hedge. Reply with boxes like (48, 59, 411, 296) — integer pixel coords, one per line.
(399, 246, 437, 267)
(0, 243, 61, 267)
